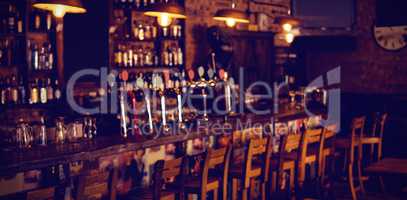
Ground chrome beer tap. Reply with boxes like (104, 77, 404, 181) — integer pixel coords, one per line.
(119, 71, 129, 138)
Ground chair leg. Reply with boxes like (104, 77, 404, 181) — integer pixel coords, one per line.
(348, 164, 357, 200)
(261, 183, 266, 200)
(232, 179, 238, 200)
(249, 179, 256, 199)
(357, 160, 365, 194)
(213, 189, 218, 200)
(241, 188, 248, 200)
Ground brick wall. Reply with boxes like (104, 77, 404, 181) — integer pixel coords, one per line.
(305, 0, 407, 94)
(184, 0, 290, 68)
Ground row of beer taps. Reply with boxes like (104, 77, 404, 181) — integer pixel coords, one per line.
(116, 53, 235, 138)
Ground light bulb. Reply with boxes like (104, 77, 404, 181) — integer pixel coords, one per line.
(285, 33, 295, 44)
(225, 18, 236, 27)
(157, 13, 172, 27)
(52, 4, 66, 18)
(282, 23, 292, 32)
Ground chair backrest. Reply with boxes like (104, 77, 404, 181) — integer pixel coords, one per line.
(298, 128, 324, 182)
(371, 113, 387, 137)
(232, 126, 263, 147)
(76, 170, 116, 200)
(26, 187, 55, 200)
(242, 137, 269, 187)
(152, 157, 185, 200)
(201, 145, 232, 198)
(319, 124, 338, 177)
(350, 116, 366, 163)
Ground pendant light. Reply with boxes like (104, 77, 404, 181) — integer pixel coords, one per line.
(276, 16, 300, 44)
(213, 0, 249, 28)
(33, 0, 86, 18)
(144, 1, 186, 27)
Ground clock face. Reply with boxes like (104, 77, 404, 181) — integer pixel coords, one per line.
(373, 25, 407, 51)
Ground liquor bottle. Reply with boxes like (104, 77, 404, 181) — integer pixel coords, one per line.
(5, 77, 11, 105)
(33, 10, 42, 31)
(167, 47, 173, 67)
(0, 78, 5, 105)
(32, 43, 39, 70)
(40, 79, 48, 104)
(54, 80, 61, 101)
(18, 78, 26, 104)
(7, 5, 16, 33)
(30, 79, 39, 104)
(114, 45, 123, 68)
(46, 13, 52, 31)
(46, 43, 54, 70)
(177, 47, 183, 66)
(46, 78, 54, 102)
(39, 45, 46, 70)
(135, 0, 141, 8)
(11, 75, 18, 104)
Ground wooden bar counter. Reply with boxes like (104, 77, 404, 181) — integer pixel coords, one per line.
(0, 105, 323, 176)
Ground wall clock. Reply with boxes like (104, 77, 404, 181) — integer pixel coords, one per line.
(373, 25, 407, 51)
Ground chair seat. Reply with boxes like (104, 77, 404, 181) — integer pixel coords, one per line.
(123, 188, 176, 200)
(365, 158, 407, 175)
(184, 176, 220, 192)
(335, 136, 380, 149)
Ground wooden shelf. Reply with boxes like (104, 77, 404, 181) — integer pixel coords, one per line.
(111, 66, 180, 73)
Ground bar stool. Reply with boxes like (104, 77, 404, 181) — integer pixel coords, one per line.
(273, 133, 302, 198)
(296, 128, 324, 198)
(184, 145, 232, 200)
(334, 116, 366, 200)
(320, 124, 338, 183)
(76, 169, 117, 200)
(123, 157, 186, 200)
(230, 137, 271, 200)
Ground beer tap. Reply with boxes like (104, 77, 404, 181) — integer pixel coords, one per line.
(154, 74, 170, 132)
(144, 73, 154, 135)
(174, 73, 185, 129)
(119, 71, 129, 138)
(198, 66, 209, 121)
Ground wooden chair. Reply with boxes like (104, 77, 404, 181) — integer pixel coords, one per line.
(319, 125, 338, 185)
(184, 145, 232, 200)
(124, 157, 186, 200)
(76, 169, 117, 200)
(273, 133, 302, 198)
(334, 116, 366, 200)
(26, 187, 55, 200)
(230, 137, 271, 200)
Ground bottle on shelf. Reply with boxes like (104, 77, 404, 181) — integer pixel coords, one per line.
(29, 79, 39, 104)
(18, 77, 26, 104)
(46, 78, 54, 102)
(40, 78, 48, 104)
(7, 5, 17, 34)
(54, 79, 61, 101)
(10, 75, 19, 104)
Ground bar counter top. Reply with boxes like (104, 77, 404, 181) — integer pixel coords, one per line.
(0, 106, 324, 175)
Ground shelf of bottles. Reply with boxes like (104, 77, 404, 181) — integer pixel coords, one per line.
(0, 0, 61, 108)
(110, 0, 185, 72)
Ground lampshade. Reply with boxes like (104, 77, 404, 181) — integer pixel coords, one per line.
(144, 2, 186, 19)
(213, 9, 250, 24)
(33, 0, 86, 18)
(275, 16, 300, 27)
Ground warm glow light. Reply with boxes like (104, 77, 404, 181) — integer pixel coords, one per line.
(53, 4, 66, 18)
(282, 23, 292, 32)
(285, 33, 295, 43)
(157, 13, 172, 27)
(225, 18, 237, 27)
